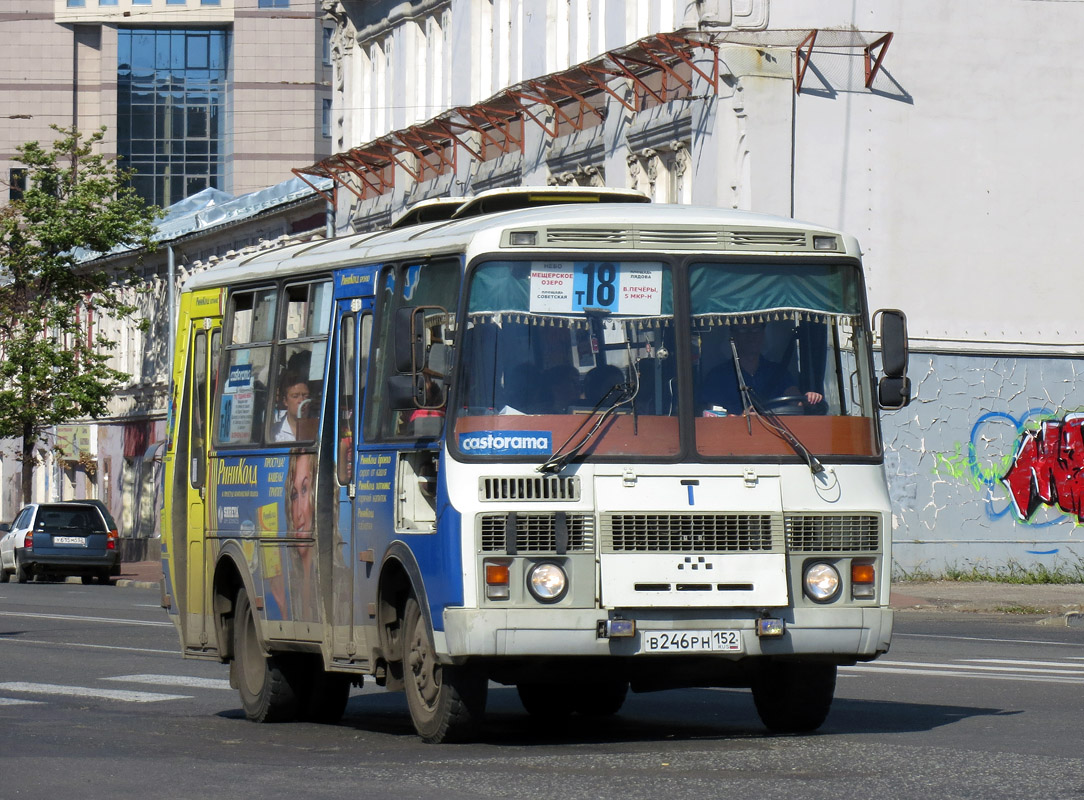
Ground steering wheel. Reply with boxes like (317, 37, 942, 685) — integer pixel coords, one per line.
(762, 395, 807, 414)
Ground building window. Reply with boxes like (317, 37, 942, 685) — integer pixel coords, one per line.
(100, 0, 119, 6)
(117, 28, 230, 207)
(66, 0, 86, 7)
(166, 0, 187, 5)
(258, 0, 290, 7)
(133, 0, 150, 4)
(9, 168, 26, 202)
(202, 0, 222, 5)
(322, 98, 331, 138)
(322, 26, 332, 66)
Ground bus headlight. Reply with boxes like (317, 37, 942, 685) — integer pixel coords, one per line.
(526, 562, 568, 603)
(803, 562, 841, 603)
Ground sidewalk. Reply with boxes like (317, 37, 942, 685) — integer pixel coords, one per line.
(117, 560, 1084, 621)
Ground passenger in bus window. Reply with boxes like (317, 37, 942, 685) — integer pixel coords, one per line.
(272, 374, 312, 441)
(584, 364, 625, 407)
(541, 364, 582, 412)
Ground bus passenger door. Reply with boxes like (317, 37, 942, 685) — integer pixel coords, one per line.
(185, 319, 220, 652)
(331, 301, 371, 661)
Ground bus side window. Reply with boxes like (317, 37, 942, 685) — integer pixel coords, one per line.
(191, 331, 207, 489)
(336, 313, 356, 485)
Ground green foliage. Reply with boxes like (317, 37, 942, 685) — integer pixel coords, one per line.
(0, 126, 159, 489)
(895, 556, 1084, 584)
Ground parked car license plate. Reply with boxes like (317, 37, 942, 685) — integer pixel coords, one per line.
(52, 536, 87, 547)
(641, 629, 743, 653)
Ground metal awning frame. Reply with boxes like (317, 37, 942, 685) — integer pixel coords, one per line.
(299, 28, 890, 200)
(794, 29, 894, 94)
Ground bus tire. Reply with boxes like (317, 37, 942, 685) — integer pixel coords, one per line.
(751, 661, 836, 734)
(233, 587, 301, 723)
(572, 680, 628, 716)
(402, 596, 487, 743)
(300, 662, 351, 724)
(516, 683, 575, 717)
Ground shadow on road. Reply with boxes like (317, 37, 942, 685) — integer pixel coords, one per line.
(216, 684, 1017, 745)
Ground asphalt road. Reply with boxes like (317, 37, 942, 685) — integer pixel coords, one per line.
(1, 582, 1083, 799)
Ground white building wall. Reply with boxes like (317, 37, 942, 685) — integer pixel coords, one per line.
(326, 0, 1084, 572)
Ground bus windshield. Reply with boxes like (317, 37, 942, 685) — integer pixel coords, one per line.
(688, 261, 878, 458)
(454, 259, 680, 459)
(452, 258, 878, 462)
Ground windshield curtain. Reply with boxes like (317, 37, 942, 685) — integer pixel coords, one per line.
(454, 259, 680, 459)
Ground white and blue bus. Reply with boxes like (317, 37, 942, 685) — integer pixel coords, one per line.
(162, 188, 911, 742)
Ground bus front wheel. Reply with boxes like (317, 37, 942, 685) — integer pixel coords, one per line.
(233, 587, 301, 723)
(402, 596, 487, 743)
(751, 661, 836, 734)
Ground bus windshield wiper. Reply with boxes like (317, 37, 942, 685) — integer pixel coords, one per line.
(537, 382, 635, 474)
(729, 337, 824, 476)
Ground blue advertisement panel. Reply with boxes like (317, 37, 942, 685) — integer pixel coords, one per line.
(457, 430, 553, 456)
(209, 450, 319, 623)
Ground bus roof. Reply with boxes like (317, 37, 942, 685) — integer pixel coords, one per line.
(183, 201, 861, 293)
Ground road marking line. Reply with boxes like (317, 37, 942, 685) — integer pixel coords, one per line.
(0, 610, 172, 627)
(106, 674, 232, 690)
(0, 697, 41, 706)
(874, 659, 1084, 676)
(895, 632, 1084, 649)
(0, 637, 175, 655)
(0, 682, 190, 703)
(963, 658, 1084, 670)
(841, 666, 1084, 684)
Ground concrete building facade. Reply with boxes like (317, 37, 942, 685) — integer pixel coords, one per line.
(307, 0, 1084, 575)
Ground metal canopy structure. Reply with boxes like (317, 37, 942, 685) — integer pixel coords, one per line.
(294, 27, 892, 204)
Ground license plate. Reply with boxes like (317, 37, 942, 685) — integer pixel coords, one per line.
(52, 536, 87, 547)
(641, 629, 743, 654)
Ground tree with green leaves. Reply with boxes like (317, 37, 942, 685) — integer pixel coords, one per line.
(0, 126, 159, 503)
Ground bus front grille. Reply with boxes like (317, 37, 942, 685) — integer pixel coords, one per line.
(479, 513, 594, 553)
(479, 475, 580, 501)
(601, 513, 781, 553)
(785, 514, 881, 552)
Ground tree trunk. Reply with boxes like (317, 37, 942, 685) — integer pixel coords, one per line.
(20, 422, 34, 506)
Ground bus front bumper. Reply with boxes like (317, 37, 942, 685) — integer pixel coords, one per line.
(440, 605, 893, 661)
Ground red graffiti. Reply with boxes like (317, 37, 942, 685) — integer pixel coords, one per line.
(1001, 414, 1084, 521)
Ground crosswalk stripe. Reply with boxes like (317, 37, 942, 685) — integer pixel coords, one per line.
(0, 682, 190, 703)
(106, 674, 232, 690)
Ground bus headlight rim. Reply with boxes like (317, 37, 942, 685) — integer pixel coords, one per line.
(803, 561, 841, 603)
(526, 561, 568, 603)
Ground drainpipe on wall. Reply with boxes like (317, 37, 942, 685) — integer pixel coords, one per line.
(167, 244, 175, 358)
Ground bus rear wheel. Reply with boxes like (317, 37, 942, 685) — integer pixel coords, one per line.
(233, 587, 301, 723)
(402, 596, 487, 743)
(751, 661, 836, 734)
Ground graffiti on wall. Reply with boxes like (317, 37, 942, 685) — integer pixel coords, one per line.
(933, 408, 1081, 538)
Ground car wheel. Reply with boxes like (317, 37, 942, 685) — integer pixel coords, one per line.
(15, 557, 29, 584)
(98, 570, 113, 585)
(0, 565, 8, 583)
(81, 575, 95, 585)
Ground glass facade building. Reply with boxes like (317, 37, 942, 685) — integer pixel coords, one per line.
(117, 28, 230, 207)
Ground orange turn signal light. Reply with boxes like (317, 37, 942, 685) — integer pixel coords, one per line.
(485, 563, 510, 586)
(851, 564, 875, 584)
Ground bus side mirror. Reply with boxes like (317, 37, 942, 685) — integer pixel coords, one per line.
(874, 309, 911, 409)
(394, 307, 424, 373)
